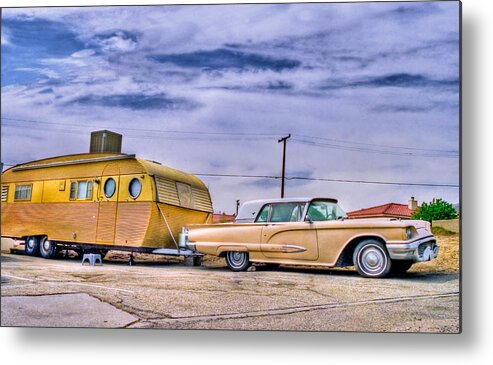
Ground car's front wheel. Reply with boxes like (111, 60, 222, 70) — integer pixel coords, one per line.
(225, 251, 250, 272)
(353, 240, 391, 278)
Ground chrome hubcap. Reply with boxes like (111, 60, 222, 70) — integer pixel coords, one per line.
(366, 252, 379, 266)
(43, 240, 51, 250)
(358, 245, 387, 275)
(227, 251, 247, 268)
(27, 238, 34, 249)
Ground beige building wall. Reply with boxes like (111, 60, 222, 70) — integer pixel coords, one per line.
(432, 219, 460, 233)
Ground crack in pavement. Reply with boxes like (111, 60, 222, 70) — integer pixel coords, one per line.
(2, 274, 134, 293)
(146, 292, 459, 324)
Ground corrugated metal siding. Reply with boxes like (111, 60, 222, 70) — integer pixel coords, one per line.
(96, 202, 117, 243)
(1, 185, 8, 202)
(155, 176, 212, 213)
(155, 177, 180, 206)
(114, 202, 152, 246)
(192, 187, 213, 212)
(1, 202, 98, 242)
(143, 203, 211, 248)
(144, 204, 174, 248)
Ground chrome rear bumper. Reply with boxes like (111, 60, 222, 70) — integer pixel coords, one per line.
(387, 237, 439, 262)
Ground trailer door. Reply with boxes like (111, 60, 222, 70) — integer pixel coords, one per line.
(96, 165, 120, 244)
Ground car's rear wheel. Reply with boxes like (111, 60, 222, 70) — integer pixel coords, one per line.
(225, 251, 250, 272)
(24, 236, 40, 256)
(389, 260, 414, 275)
(353, 240, 391, 278)
(39, 236, 57, 259)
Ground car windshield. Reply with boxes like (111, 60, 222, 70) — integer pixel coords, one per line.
(307, 200, 347, 221)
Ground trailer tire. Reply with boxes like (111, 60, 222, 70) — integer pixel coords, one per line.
(25, 236, 40, 256)
(39, 236, 57, 259)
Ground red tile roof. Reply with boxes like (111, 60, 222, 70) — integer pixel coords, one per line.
(347, 203, 414, 218)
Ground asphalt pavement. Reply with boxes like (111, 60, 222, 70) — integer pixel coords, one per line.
(0, 253, 460, 332)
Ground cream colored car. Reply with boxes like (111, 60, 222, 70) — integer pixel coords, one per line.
(179, 198, 439, 278)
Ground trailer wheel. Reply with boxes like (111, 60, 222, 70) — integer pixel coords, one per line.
(24, 236, 40, 256)
(39, 236, 57, 259)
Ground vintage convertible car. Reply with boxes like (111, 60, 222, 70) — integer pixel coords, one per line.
(179, 197, 439, 278)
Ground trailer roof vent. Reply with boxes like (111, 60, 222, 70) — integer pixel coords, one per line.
(90, 130, 122, 153)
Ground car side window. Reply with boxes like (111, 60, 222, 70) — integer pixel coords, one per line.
(270, 203, 306, 222)
(307, 201, 346, 221)
(256, 204, 270, 222)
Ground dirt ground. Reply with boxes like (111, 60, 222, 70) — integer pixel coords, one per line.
(412, 233, 460, 274)
(0, 233, 460, 332)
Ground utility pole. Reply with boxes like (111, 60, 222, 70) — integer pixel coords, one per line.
(278, 134, 291, 198)
(236, 199, 240, 216)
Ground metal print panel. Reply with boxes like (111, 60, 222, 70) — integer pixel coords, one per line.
(1, 1, 461, 333)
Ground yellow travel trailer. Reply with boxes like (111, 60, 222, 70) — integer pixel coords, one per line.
(1, 152, 213, 261)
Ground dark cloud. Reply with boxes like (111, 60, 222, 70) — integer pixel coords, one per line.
(67, 93, 199, 110)
(38, 87, 54, 94)
(243, 178, 279, 189)
(320, 73, 459, 91)
(87, 30, 140, 53)
(373, 100, 459, 113)
(197, 79, 295, 94)
(383, 3, 441, 19)
(93, 30, 139, 43)
(266, 80, 294, 90)
(150, 48, 301, 72)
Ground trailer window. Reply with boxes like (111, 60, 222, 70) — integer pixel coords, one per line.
(129, 178, 142, 199)
(14, 185, 32, 201)
(70, 180, 93, 200)
(70, 182, 76, 199)
(176, 182, 192, 208)
(104, 178, 116, 198)
(1, 185, 8, 202)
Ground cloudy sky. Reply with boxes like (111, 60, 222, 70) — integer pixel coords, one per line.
(1, 1, 460, 213)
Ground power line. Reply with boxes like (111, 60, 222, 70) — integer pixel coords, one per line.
(192, 173, 459, 188)
(0, 163, 458, 187)
(292, 139, 459, 158)
(296, 134, 458, 153)
(1, 117, 281, 138)
(1, 122, 275, 142)
(3, 121, 459, 156)
(2, 116, 459, 155)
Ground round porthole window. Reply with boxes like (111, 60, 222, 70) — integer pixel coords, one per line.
(129, 178, 142, 199)
(103, 178, 116, 198)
